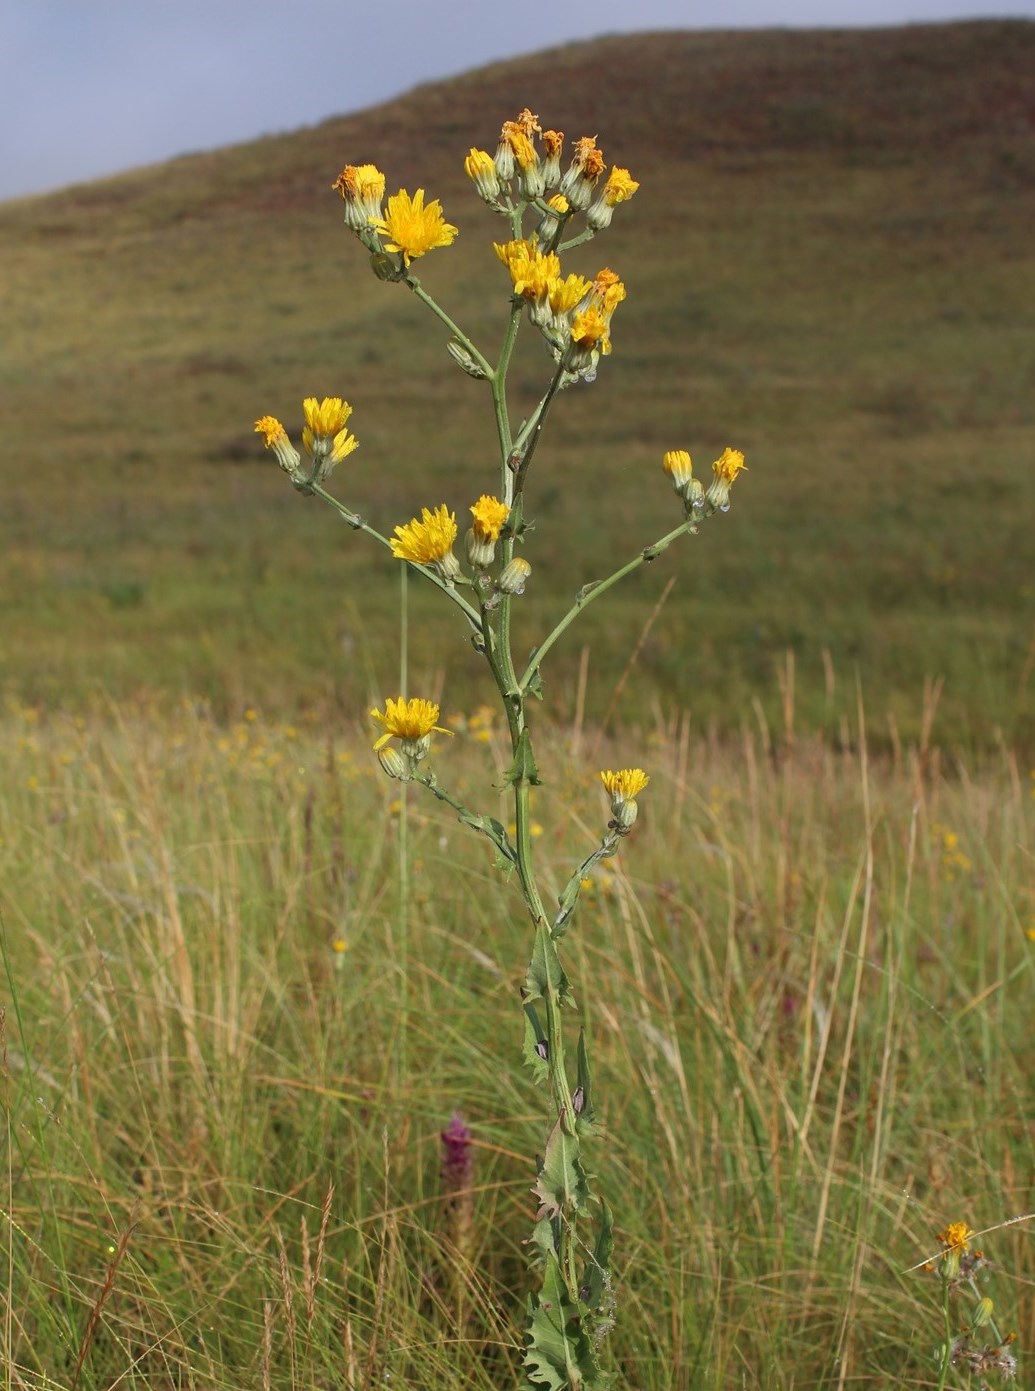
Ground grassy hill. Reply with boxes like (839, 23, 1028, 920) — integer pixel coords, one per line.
(2, 21, 1034, 744)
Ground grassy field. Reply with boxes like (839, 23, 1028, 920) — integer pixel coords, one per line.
(2, 21, 1034, 1389)
(2, 700, 1033, 1388)
(1, 22, 1034, 744)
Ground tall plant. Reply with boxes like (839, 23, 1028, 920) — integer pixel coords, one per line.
(254, 108, 746, 1389)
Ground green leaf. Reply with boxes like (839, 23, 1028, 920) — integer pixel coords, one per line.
(523, 923, 574, 1009)
(526, 668, 545, 702)
(522, 1003, 550, 1085)
(531, 1114, 591, 1222)
(580, 1200, 614, 1313)
(502, 728, 542, 787)
(522, 1253, 601, 1391)
(574, 1028, 596, 1132)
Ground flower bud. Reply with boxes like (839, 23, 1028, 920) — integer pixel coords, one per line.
(447, 339, 488, 379)
(377, 746, 410, 781)
(497, 557, 531, 595)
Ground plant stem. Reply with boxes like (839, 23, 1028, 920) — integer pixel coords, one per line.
(519, 520, 692, 692)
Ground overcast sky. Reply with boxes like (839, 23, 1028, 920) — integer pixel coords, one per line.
(2, 0, 1032, 203)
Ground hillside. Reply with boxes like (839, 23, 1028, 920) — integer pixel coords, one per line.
(2, 22, 1034, 742)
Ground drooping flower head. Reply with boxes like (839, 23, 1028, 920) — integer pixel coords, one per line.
(369, 188, 458, 264)
(390, 504, 461, 580)
(301, 396, 358, 468)
(332, 163, 387, 232)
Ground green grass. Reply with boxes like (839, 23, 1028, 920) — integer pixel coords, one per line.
(2, 701, 1033, 1387)
(2, 22, 1034, 743)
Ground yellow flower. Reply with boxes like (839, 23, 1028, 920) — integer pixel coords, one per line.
(586, 166, 640, 230)
(255, 414, 302, 476)
(301, 396, 358, 467)
(570, 307, 609, 352)
(369, 188, 458, 263)
(495, 239, 559, 302)
(464, 148, 501, 203)
(333, 162, 386, 231)
(390, 504, 460, 578)
(600, 768, 650, 803)
(938, 1221, 974, 1254)
(370, 696, 452, 751)
(541, 129, 564, 185)
(706, 447, 748, 509)
(663, 450, 694, 490)
(548, 270, 590, 317)
(470, 495, 509, 543)
(601, 768, 649, 831)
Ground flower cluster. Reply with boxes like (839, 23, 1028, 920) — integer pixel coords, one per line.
(464, 111, 636, 381)
(663, 446, 748, 522)
(333, 163, 458, 268)
(254, 396, 358, 488)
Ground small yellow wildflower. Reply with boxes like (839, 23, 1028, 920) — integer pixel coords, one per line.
(464, 148, 501, 203)
(586, 166, 640, 230)
(547, 270, 590, 318)
(301, 396, 359, 467)
(369, 188, 458, 264)
(663, 450, 694, 491)
(370, 697, 452, 751)
(255, 414, 302, 476)
(466, 494, 510, 567)
(706, 447, 747, 509)
(938, 1221, 974, 1253)
(495, 239, 559, 302)
(600, 769, 650, 803)
(333, 162, 386, 231)
(390, 504, 459, 573)
(470, 495, 509, 544)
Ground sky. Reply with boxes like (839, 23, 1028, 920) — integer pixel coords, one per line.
(2, 0, 1033, 203)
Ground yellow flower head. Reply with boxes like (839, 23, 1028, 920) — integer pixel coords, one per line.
(470, 494, 509, 544)
(370, 696, 452, 752)
(600, 768, 650, 802)
(937, 1222, 974, 1255)
(502, 121, 538, 171)
(494, 239, 559, 301)
(604, 167, 639, 206)
(548, 271, 590, 317)
(333, 163, 387, 231)
(301, 396, 358, 465)
(464, 147, 501, 203)
(705, 447, 747, 510)
(663, 449, 694, 491)
(570, 307, 611, 354)
(390, 504, 459, 566)
(586, 166, 641, 231)
(255, 414, 302, 475)
(369, 188, 458, 264)
(713, 447, 747, 485)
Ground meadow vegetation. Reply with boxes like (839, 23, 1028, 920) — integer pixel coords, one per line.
(2, 20, 1034, 1390)
(1, 22, 1034, 743)
(2, 698, 1033, 1387)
